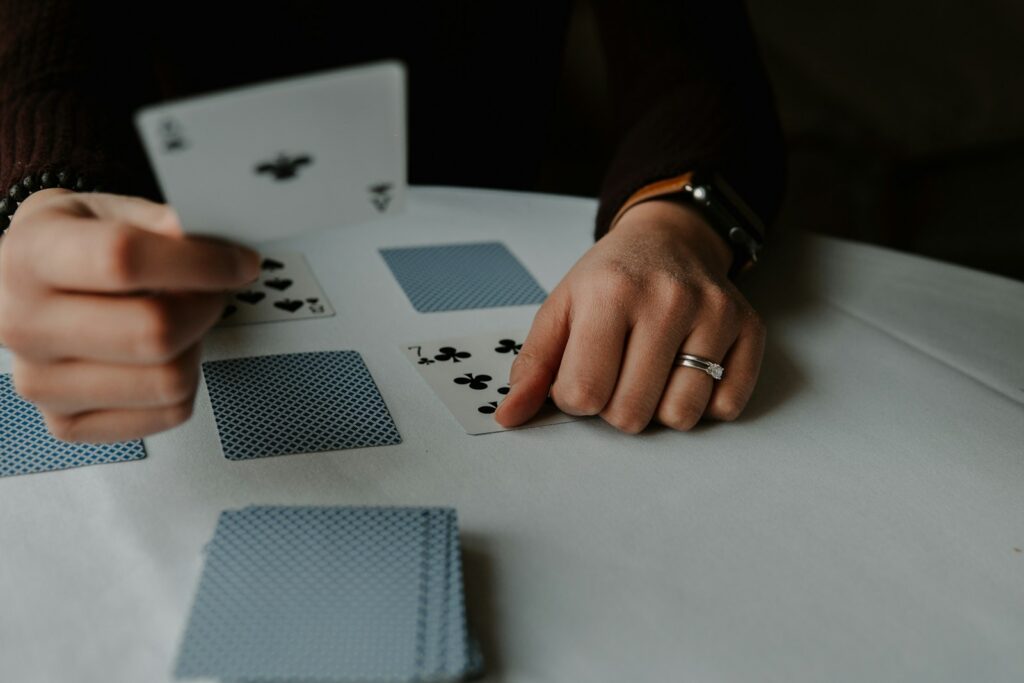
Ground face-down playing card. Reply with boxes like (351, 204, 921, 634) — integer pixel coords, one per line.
(380, 242, 547, 313)
(403, 331, 579, 435)
(135, 61, 406, 245)
(174, 506, 478, 682)
(0, 374, 146, 477)
(202, 351, 400, 460)
(217, 251, 335, 326)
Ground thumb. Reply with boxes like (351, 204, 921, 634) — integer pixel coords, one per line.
(494, 293, 570, 427)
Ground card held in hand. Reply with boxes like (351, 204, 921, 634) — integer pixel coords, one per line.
(136, 61, 406, 245)
(403, 331, 579, 435)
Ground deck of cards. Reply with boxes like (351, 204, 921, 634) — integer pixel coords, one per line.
(175, 506, 481, 682)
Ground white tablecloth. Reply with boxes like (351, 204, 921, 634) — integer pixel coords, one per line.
(1, 187, 1021, 683)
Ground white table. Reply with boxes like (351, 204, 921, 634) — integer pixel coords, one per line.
(1, 187, 1022, 683)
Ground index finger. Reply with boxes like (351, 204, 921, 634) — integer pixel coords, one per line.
(30, 216, 260, 293)
(493, 292, 570, 427)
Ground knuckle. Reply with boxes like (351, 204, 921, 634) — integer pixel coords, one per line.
(11, 366, 46, 404)
(43, 412, 77, 442)
(152, 360, 197, 405)
(163, 400, 195, 429)
(747, 310, 767, 337)
(708, 395, 745, 422)
(598, 268, 644, 302)
(134, 299, 177, 361)
(704, 286, 738, 318)
(658, 397, 705, 431)
(552, 379, 609, 416)
(602, 408, 649, 435)
(0, 307, 30, 350)
(101, 224, 143, 286)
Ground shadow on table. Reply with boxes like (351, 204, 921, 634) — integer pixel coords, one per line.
(460, 534, 503, 681)
(732, 232, 820, 422)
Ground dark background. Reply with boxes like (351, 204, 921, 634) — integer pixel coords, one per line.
(537, 0, 1024, 281)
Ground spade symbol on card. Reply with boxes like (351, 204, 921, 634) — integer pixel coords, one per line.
(255, 153, 313, 181)
(264, 278, 293, 291)
(236, 291, 266, 305)
(368, 182, 393, 212)
(261, 258, 285, 271)
(434, 347, 471, 363)
(454, 373, 492, 390)
(159, 118, 188, 152)
(495, 339, 522, 355)
(274, 299, 304, 313)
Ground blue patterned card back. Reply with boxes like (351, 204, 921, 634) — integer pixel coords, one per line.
(202, 351, 401, 461)
(175, 506, 459, 682)
(0, 374, 146, 477)
(380, 242, 547, 313)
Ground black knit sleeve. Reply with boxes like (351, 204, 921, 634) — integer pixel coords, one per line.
(590, 0, 786, 239)
(0, 1, 159, 231)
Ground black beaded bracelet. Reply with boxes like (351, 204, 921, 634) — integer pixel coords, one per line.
(0, 169, 97, 235)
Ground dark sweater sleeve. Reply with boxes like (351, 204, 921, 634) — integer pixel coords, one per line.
(0, 1, 156, 214)
(591, 0, 786, 239)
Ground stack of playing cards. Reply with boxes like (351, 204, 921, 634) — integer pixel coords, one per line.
(174, 506, 480, 682)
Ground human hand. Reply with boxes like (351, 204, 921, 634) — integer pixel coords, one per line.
(0, 189, 260, 442)
(495, 199, 765, 433)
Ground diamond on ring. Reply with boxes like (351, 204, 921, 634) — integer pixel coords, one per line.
(674, 353, 725, 380)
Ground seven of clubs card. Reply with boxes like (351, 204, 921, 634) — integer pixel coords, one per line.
(403, 332, 579, 435)
(218, 251, 335, 327)
(135, 61, 406, 245)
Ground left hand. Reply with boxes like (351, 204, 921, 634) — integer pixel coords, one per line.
(495, 199, 765, 433)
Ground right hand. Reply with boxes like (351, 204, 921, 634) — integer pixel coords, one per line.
(0, 189, 260, 443)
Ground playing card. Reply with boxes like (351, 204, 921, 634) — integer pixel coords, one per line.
(202, 351, 401, 460)
(174, 506, 477, 682)
(136, 61, 406, 245)
(217, 251, 334, 326)
(0, 374, 146, 477)
(402, 331, 579, 435)
(380, 242, 547, 313)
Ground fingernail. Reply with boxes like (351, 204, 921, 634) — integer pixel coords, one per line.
(235, 246, 261, 281)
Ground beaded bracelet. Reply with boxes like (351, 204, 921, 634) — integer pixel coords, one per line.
(0, 169, 98, 236)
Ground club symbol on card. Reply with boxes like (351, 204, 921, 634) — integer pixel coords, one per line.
(498, 384, 510, 395)
(417, 358, 435, 365)
(261, 258, 285, 271)
(255, 153, 313, 181)
(221, 304, 238, 319)
(236, 291, 266, 305)
(368, 182, 393, 212)
(306, 297, 325, 314)
(435, 346, 471, 363)
(264, 277, 293, 291)
(478, 401, 499, 415)
(159, 118, 188, 152)
(454, 373, 492, 390)
(273, 299, 304, 313)
(495, 339, 522, 355)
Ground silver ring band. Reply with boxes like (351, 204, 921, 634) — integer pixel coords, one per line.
(674, 353, 725, 380)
